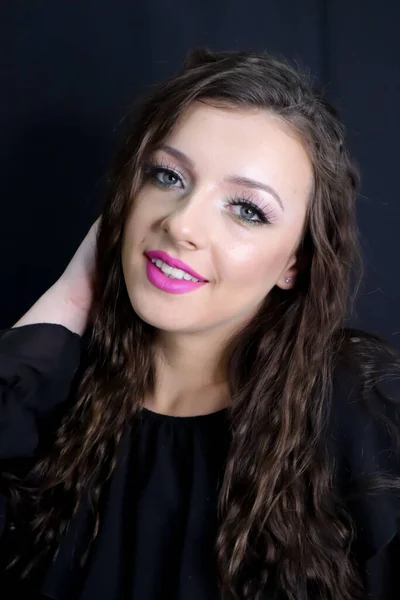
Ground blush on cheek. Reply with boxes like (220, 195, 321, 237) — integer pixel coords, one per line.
(228, 248, 282, 278)
(227, 246, 292, 294)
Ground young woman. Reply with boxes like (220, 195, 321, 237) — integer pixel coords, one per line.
(0, 48, 399, 600)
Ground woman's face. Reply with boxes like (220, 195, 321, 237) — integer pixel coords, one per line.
(121, 102, 313, 335)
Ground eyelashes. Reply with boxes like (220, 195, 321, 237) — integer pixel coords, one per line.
(143, 159, 186, 189)
(227, 193, 275, 226)
(142, 160, 276, 226)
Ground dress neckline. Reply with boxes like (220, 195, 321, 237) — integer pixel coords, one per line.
(140, 405, 229, 424)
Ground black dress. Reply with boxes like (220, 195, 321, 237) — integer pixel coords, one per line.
(0, 323, 399, 599)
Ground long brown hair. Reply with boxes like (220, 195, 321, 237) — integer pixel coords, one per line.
(5, 48, 400, 599)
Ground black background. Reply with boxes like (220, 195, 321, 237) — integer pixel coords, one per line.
(1, 1, 399, 346)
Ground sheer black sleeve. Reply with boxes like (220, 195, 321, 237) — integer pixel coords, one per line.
(0, 323, 81, 459)
(0, 323, 82, 541)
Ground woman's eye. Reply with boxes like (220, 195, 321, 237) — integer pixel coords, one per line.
(230, 200, 267, 225)
(237, 205, 260, 222)
(151, 167, 183, 188)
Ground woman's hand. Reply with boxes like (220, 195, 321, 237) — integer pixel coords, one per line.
(12, 218, 100, 336)
(56, 217, 100, 314)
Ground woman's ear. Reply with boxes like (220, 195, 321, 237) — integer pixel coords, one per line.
(276, 249, 309, 291)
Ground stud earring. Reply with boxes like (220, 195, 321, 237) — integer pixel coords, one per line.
(284, 276, 291, 283)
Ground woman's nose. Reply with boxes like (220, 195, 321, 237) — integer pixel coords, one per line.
(160, 191, 210, 249)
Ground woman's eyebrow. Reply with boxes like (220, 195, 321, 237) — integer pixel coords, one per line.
(159, 144, 194, 170)
(158, 144, 284, 211)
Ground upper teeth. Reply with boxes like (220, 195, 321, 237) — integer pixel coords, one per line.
(151, 259, 202, 282)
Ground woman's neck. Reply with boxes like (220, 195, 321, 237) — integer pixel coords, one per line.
(145, 332, 231, 416)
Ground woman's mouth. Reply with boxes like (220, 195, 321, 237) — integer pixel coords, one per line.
(145, 250, 208, 282)
(145, 255, 209, 294)
(149, 258, 203, 282)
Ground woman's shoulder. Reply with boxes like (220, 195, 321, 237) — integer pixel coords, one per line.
(328, 327, 400, 561)
(330, 326, 400, 471)
(331, 327, 400, 438)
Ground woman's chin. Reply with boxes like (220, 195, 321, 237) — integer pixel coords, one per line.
(131, 303, 191, 332)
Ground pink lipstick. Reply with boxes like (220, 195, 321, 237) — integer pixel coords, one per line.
(145, 250, 209, 294)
